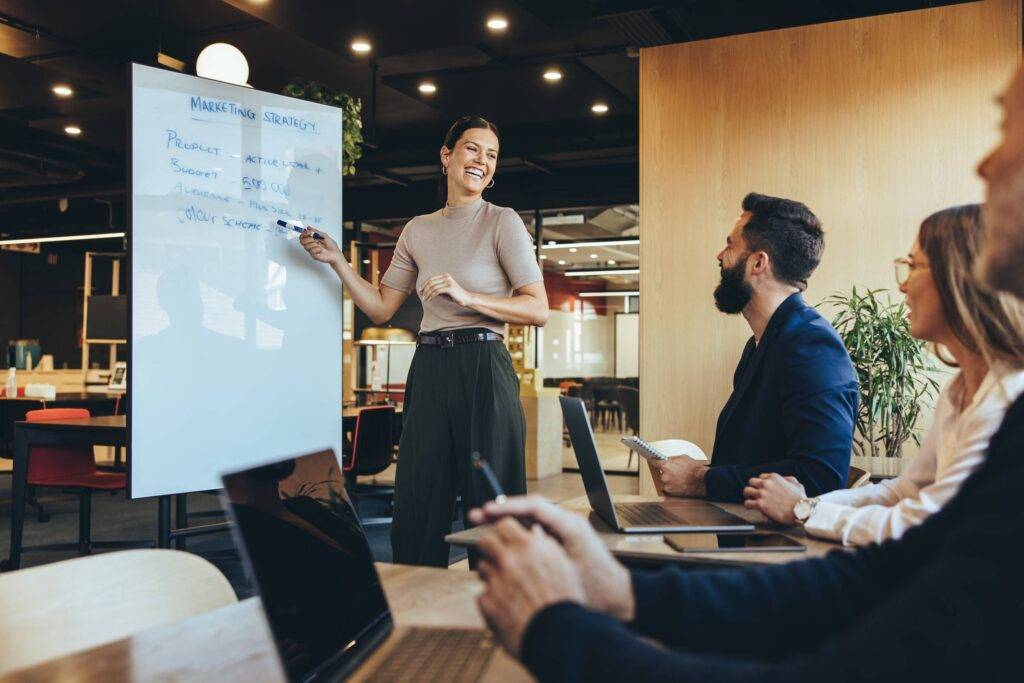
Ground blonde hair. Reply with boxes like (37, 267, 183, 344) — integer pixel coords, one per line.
(918, 204, 1024, 369)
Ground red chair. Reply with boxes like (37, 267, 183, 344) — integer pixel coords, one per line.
(26, 408, 126, 555)
(342, 406, 395, 527)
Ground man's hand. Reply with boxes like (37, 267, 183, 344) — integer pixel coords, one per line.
(469, 496, 635, 621)
(648, 455, 708, 498)
(476, 519, 586, 657)
(418, 273, 475, 307)
(743, 473, 806, 525)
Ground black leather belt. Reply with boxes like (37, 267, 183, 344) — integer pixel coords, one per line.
(418, 330, 504, 348)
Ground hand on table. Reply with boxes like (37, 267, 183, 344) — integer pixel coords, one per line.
(476, 518, 586, 657)
(470, 495, 634, 622)
(743, 473, 806, 525)
(648, 455, 708, 498)
(299, 228, 342, 265)
(418, 273, 475, 307)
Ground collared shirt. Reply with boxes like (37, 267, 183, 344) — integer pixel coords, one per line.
(805, 362, 1024, 546)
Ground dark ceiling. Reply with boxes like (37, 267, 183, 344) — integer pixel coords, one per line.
(0, 0, 971, 243)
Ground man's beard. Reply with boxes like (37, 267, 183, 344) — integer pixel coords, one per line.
(979, 162, 1024, 298)
(714, 255, 753, 314)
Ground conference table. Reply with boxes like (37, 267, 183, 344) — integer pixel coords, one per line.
(447, 494, 847, 568)
(0, 563, 529, 682)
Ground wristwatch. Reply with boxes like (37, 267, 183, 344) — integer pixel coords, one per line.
(793, 497, 820, 524)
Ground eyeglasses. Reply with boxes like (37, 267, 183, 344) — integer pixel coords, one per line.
(893, 257, 928, 287)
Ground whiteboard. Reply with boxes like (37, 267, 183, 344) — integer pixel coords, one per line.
(130, 64, 343, 498)
(615, 313, 639, 378)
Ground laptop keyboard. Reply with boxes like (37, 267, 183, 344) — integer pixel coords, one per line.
(365, 627, 495, 682)
(615, 503, 683, 527)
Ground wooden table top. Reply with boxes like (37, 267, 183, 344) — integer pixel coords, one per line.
(0, 563, 529, 683)
(1, 393, 120, 402)
(14, 415, 126, 432)
(448, 495, 846, 568)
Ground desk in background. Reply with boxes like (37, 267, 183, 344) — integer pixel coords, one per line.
(448, 494, 845, 569)
(0, 393, 120, 458)
(0, 563, 529, 683)
(3, 416, 128, 571)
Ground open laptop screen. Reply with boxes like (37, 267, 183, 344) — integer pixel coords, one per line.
(222, 450, 390, 682)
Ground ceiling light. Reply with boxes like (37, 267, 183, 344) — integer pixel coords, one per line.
(589, 253, 598, 258)
(557, 260, 566, 265)
(543, 69, 562, 82)
(351, 39, 372, 54)
(542, 238, 639, 249)
(546, 240, 556, 246)
(540, 255, 548, 260)
(579, 291, 639, 298)
(0, 232, 125, 246)
(566, 268, 640, 277)
(196, 43, 249, 86)
(52, 84, 74, 97)
(568, 247, 577, 253)
(607, 259, 616, 265)
(362, 259, 371, 264)
(64, 125, 82, 136)
(418, 82, 437, 94)
(486, 16, 508, 31)
(591, 102, 609, 114)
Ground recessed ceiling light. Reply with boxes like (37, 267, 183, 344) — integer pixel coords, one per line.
(568, 247, 577, 253)
(418, 82, 437, 94)
(362, 259, 371, 264)
(591, 102, 609, 114)
(589, 253, 598, 258)
(543, 69, 562, 82)
(64, 125, 82, 136)
(52, 84, 74, 97)
(540, 255, 548, 260)
(351, 39, 372, 54)
(546, 240, 556, 246)
(607, 259, 616, 265)
(557, 260, 566, 265)
(486, 16, 508, 31)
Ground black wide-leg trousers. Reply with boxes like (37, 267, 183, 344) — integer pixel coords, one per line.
(390, 332, 526, 567)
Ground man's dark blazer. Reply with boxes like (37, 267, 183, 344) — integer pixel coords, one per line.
(703, 292, 859, 502)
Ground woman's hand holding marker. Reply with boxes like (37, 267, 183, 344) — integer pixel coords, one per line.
(299, 227, 342, 265)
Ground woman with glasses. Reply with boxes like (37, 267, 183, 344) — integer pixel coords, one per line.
(744, 204, 1024, 545)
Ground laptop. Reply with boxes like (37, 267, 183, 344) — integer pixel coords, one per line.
(559, 396, 755, 534)
(222, 449, 498, 682)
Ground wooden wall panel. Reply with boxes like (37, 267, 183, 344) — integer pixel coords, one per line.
(639, 0, 1020, 494)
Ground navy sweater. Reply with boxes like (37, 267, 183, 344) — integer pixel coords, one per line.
(522, 395, 1024, 681)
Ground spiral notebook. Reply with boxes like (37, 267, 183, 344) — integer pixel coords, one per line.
(621, 436, 707, 462)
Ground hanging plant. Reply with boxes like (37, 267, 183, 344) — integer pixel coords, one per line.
(283, 79, 363, 176)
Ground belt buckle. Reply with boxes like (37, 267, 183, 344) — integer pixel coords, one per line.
(440, 332, 456, 348)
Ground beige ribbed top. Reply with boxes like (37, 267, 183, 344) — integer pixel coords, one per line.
(380, 198, 543, 335)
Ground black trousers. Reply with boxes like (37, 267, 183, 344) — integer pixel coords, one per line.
(391, 331, 526, 567)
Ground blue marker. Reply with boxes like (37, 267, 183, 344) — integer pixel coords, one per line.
(277, 219, 324, 240)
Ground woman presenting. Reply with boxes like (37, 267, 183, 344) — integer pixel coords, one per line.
(300, 115, 548, 566)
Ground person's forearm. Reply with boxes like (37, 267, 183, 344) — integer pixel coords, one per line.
(466, 291, 548, 326)
(329, 256, 391, 324)
(705, 457, 844, 502)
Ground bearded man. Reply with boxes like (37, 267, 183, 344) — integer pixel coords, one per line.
(650, 193, 858, 502)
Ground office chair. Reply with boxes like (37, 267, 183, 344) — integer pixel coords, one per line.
(343, 406, 396, 528)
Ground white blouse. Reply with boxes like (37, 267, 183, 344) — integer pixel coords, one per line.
(804, 363, 1024, 546)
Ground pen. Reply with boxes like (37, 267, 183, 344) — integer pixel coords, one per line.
(471, 452, 507, 504)
(277, 219, 324, 240)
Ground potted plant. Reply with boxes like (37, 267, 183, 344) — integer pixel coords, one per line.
(282, 79, 363, 176)
(821, 287, 940, 458)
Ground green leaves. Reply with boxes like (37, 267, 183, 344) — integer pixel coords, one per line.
(820, 287, 938, 458)
(282, 79, 363, 176)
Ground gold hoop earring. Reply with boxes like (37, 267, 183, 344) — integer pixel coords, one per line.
(487, 179, 495, 189)
(442, 166, 448, 176)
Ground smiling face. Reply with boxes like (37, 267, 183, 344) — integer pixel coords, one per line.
(899, 239, 950, 344)
(440, 127, 499, 202)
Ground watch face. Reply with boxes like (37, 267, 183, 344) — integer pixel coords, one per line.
(794, 500, 811, 520)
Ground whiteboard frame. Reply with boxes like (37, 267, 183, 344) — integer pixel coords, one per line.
(127, 62, 344, 499)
